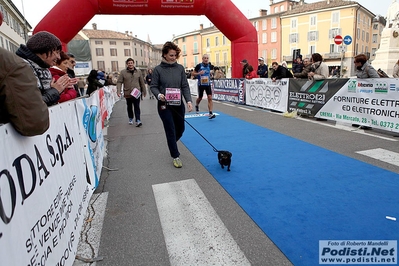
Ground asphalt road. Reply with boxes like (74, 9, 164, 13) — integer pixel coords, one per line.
(73, 95, 399, 266)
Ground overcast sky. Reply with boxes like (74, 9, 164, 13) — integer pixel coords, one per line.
(11, 0, 391, 44)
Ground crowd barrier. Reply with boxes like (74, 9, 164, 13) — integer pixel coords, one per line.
(1, 77, 399, 265)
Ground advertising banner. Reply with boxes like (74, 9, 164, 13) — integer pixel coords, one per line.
(212, 78, 245, 104)
(0, 103, 90, 266)
(245, 78, 289, 112)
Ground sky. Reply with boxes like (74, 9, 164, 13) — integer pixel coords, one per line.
(11, 0, 392, 44)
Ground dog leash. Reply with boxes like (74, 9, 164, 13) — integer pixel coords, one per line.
(165, 102, 219, 153)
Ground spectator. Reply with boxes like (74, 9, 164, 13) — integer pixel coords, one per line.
(117, 58, 147, 126)
(146, 69, 155, 99)
(392, 59, 399, 78)
(308, 53, 329, 80)
(86, 69, 104, 95)
(15, 31, 70, 106)
(240, 59, 251, 78)
(192, 54, 216, 118)
(50, 51, 78, 103)
(150, 41, 193, 168)
(66, 53, 79, 94)
(77, 77, 86, 96)
(213, 67, 225, 79)
(271, 62, 293, 81)
(0, 47, 49, 136)
(294, 58, 312, 79)
(245, 65, 258, 79)
(354, 54, 379, 78)
(257, 57, 268, 78)
(292, 57, 304, 74)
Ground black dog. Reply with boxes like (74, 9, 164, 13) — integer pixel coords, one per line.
(218, 150, 232, 171)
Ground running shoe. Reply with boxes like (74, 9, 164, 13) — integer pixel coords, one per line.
(129, 118, 133, 125)
(136, 120, 142, 127)
(209, 113, 216, 119)
(195, 105, 199, 114)
(173, 157, 182, 168)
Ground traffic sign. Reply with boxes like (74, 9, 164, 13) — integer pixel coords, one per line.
(343, 35, 352, 45)
(339, 45, 347, 52)
(334, 35, 343, 45)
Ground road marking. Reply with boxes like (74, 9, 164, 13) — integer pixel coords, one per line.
(238, 106, 253, 111)
(221, 102, 235, 107)
(356, 148, 399, 167)
(152, 179, 251, 266)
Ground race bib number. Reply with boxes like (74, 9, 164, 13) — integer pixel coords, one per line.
(200, 76, 209, 85)
(165, 88, 181, 106)
(130, 88, 141, 99)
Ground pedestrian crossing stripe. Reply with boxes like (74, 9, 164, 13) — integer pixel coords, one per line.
(356, 148, 399, 167)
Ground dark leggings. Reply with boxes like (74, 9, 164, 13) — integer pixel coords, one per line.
(158, 102, 185, 158)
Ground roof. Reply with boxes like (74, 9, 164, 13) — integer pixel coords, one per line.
(282, 0, 373, 17)
(80, 29, 134, 40)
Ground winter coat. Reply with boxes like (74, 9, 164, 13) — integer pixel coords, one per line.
(86, 77, 104, 95)
(292, 62, 304, 74)
(245, 70, 258, 79)
(310, 61, 329, 80)
(393, 63, 399, 78)
(355, 62, 379, 79)
(150, 60, 192, 104)
(271, 65, 293, 79)
(117, 67, 146, 98)
(49, 67, 78, 103)
(15, 44, 60, 106)
(257, 64, 268, 78)
(0, 47, 49, 136)
(294, 64, 312, 79)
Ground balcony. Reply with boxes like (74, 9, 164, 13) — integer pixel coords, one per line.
(282, 55, 293, 62)
(192, 49, 200, 55)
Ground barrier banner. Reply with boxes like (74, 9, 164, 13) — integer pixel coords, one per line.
(0, 102, 90, 266)
(212, 78, 245, 104)
(245, 78, 289, 112)
(318, 78, 399, 132)
(288, 79, 349, 116)
(75, 90, 105, 190)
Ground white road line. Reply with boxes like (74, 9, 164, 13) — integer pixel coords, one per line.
(221, 102, 235, 107)
(152, 179, 251, 266)
(238, 106, 254, 111)
(356, 148, 399, 167)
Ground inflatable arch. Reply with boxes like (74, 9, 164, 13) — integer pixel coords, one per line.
(34, 0, 257, 78)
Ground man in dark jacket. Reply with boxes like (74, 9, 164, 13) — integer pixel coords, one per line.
(271, 62, 293, 81)
(0, 47, 49, 136)
(257, 57, 268, 78)
(16, 31, 71, 106)
(240, 59, 251, 78)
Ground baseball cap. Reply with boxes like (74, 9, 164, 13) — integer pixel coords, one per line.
(258, 57, 264, 61)
(240, 59, 248, 64)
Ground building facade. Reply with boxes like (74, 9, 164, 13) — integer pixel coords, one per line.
(0, 0, 31, 52)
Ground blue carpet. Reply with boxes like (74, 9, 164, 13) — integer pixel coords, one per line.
(181, 112, 399, 266)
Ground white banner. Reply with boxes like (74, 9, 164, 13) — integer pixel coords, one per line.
(0, 102, 90, 266)
(245, 78, 289, 112)
(318, 78, 399, 132)
(75, 90, 105, 190)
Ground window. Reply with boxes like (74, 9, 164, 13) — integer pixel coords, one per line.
(357, 28, 360, 39)
(96, 48, 104, 56)
(253, 21, 258, 31)
(271, 49, 277, 59)
(310, 16, 317, 26)
(135, 48, 137, 56)
(95, 40, 103, 45)
(329, 44, 338, 53)
(222, 36, 226, 45)
(262, 19, 267, 30)
(215, 37, 219, 46)
(373, 23, 378, 30)
(274, 7, 278, 13)
(309, 45, 315, 55)
(183, 58, 187, 68)
(271, 17, 277, 29)
(109, 41, 116, 45)
(97, 61, 105, 71)
(223, 52, 227, 65)
(124, 49, 131, 56)
(280, 5, 284, 12)
(111, 61, 119, 72)
(215, 53, 220, 65)
(110, 48, 117, 56)
(329, 28, 342, 39)
(206, 38, 210, 47)
(182, 44, 186, 55)
(182, 37, 186, 42)
(289, 33, 298, 43)
(262, 33, 267, 44)
(372, 34, 378, 43)
(291, 18, 297, 29)
(124, 42, 130, 46)
(332, 12, 339, 24)
(308, 31, 318, 41)
(372, 48, 377, 56)
(194, 35, 197, 41)
(271, 32, 277, 42)
(194, 55, 199, 66)
(193, 43, 198, 54)
(362, 30, 365, 41)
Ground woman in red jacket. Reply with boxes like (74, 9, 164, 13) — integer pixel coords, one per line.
(50, 51, 78, 103)
(245, 65, 258, 79)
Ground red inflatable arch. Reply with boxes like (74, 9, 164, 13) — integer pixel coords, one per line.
(34, 0, 257, 78)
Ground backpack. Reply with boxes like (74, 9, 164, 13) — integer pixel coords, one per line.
(377, 68, 389, 78)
